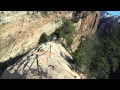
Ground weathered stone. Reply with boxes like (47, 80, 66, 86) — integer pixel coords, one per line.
(1, 42, 85, 79)
(0, 11, 100, 79)
(0, 11, 100, 62)
(0, 11, 71, 62)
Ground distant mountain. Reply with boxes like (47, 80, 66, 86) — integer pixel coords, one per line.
(98, 13, 120, 32)
(100, 11, 112, 18)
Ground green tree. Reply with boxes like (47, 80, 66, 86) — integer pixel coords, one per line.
(38, 32, 48, 44)
(55, 19, 75, 47)
(72, 37, 93, 75)
(72, 26, 120, 79)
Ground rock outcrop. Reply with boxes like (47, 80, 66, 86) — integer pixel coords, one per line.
(71, 11, 100, 52)
(1, 42, 86, 79)
(0, 11, 100, 79)
(0, 11, 100, 63)
(0, 11, 73, 62)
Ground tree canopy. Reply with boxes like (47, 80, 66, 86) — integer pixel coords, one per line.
(72, 26, 120, 79)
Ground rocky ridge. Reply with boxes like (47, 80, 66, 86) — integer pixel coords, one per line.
(0, 11, 100, 79)
(1, 42, 86, 79)
(0, 11, 100, 62)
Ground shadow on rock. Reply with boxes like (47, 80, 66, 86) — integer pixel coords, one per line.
(0, 52, 29, 77)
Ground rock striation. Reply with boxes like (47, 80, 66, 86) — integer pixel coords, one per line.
(1, 42, 86, 79)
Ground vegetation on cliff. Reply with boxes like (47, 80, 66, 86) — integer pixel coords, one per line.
(72, 26, 120, 79)
(38, 32, 49, 44)
(52, 19, 75, 47)
(0, 11, 101, 79)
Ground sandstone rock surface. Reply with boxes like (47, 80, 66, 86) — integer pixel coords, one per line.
(0, 11, 100, 64)
(0, 11, 72, 62)
(1, 42, 86, 79)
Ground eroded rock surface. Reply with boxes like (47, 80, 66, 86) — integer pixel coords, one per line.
(0, 11, 73, 62)
(1, 42, 86, 79)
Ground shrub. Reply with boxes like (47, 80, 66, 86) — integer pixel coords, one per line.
(52, 19, 75, 48)
(72, 37, 92, 75)
(60, 19, 75, 46)
(72, 11, 82, 23)
(41, 11, 48, 17)
(71, 18, 80, 23)
(38, 32, 48, 44)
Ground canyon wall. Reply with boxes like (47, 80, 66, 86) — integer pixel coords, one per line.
(0, 11, 100, 62)
(0, 11, 72, 62)
(0, 11, 100, 79)
(71, 11, 100, 52)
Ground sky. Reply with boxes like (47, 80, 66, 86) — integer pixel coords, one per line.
(107, 11, 120, 16)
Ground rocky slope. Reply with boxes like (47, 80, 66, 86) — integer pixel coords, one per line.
(0, 11, 100, 79)
(1, 42, 86, 79)
(0, 11, 73, 62)
(0, 11, 100, 62)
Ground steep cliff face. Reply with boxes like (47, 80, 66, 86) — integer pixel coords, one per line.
(0, 11, 100, 79)
(1, 42, 86, 79)
(0, 11, 73, 62)
(71, 11, 100, 52)
(0, 11, 100, 63)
